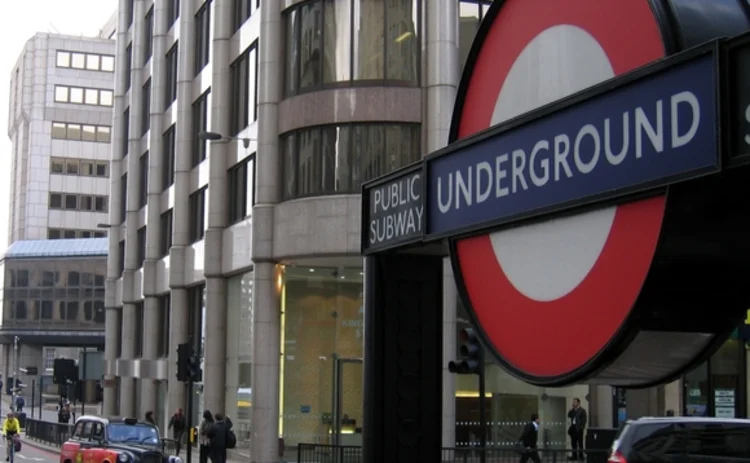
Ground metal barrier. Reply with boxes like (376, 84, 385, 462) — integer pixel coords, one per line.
(297, 444, 610, 463)
(24, 418, 73, 447)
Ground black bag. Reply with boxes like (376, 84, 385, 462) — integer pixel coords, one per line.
(226, 429, 237, 449)
(514, 441, 527, 456)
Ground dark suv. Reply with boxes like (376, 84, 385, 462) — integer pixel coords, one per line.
(608, 417, 750, 462)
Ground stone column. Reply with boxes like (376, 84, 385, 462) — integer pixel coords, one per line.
(103, 0, 132, 417)
(201, 0, 232, 416)
(168, 0, 197, 414)
(424, 0, 459, 446)
(140, 0, 169, 416)
(251, 1, 283, 460)
(120, 0, 147, 418)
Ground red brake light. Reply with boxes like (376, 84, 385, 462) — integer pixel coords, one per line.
(608, 451, 627, 463)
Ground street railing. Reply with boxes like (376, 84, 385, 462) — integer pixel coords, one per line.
(24, 417, 73, 447)
(297, 444, 611, 463)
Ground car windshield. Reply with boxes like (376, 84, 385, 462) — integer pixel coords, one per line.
(107, 423, 160, 446)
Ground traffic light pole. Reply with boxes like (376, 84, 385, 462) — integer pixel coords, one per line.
(186, 378, 193, 463)
(478, 355, 487, 463)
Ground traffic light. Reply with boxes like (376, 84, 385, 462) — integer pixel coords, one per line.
(448, 328, 483, 375)
(177, 342, 203, 383)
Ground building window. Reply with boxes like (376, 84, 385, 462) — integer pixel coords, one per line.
(163, 125, 176, 189)
(48, 228, 106, 239)
(126, 0, 135, 27)
(159, 209, 173, 258)
(139, 151, 149, 208)
(56, 51, 115, 72)
(228, 154, 255, 224)
(144, 6, 154, 64)
(192, 91, 210, 166)
(194, 1, 212, 76)
(230, 43, 258, 134)
(158, 294, 171, 357)
(54, 85, 113, 106)
(167, 0, 180, 28)
(283, 0, 421, 97)
(137, 226, 147, 268)
(49, 192, 109, 212)
(458, 1, 492, 74)
(165, 43, 178, 109)
(125, 43, 133, 90)
(122, 108, 130, 157)
(189, 187, 207, 243)
(141, 79, 151, 135)
(134, 302, 144, 358)
(50, 158, 109, 177)
(282, 123, 421, 200)
(51, 122, 111, 143)
(118, 240, 126, 276)
(233, 0, 255, 31)
(120, 173, 128, 223)
(44, 348, 56, 370)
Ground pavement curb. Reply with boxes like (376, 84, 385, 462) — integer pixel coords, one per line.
(19, 436, 61, 455)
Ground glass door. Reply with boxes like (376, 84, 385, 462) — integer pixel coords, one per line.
(331, 355, 363, 447)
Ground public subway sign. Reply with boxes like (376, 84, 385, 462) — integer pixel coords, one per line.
(424, 51, 720, 238)
(725, 33, 750, 163)
(361, 164, 424, 253)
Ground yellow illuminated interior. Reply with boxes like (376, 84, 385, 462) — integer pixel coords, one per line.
(278, 264, 286, 437)
(456, 391, 492, 398)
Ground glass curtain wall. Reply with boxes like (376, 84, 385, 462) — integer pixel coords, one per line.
(225, 271, 254, 441)
(279, 266, 364, 450)
(454, 299, 588, 448)
(283, 0, 421, 96)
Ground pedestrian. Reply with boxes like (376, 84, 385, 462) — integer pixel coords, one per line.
(519, 413, 541, 463)
(207, 413, 229, 463)
(168, 408, 187, 456)
(13, 397, 23, 414)
(58, 403, 71, 424)
(567, 398, 587, 461)
(145, 411, 158, 430)
(198, 410, 214, 463)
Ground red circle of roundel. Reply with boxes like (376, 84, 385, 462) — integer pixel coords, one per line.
(453, 0, 668, 379)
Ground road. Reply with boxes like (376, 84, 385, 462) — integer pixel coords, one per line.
(2, 397, 100, 424)
(0, 439, 59, 463)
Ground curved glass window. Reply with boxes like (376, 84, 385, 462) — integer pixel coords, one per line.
(283, 0, 421, 97)
(282, 123, 421, 200)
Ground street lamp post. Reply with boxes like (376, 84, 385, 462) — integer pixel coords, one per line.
(197, 131, 256, 148)
(12, 336, 19, 411)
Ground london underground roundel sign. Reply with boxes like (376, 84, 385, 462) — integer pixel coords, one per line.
(450, 0, 669, 384)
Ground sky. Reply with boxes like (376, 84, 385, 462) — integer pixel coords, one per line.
(0, 0, 118, 248)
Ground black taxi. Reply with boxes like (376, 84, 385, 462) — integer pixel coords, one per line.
(59, 416, 181, 463)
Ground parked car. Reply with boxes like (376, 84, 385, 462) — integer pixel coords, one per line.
(59, 415, 182, 463)
(609, 416, 750, 462)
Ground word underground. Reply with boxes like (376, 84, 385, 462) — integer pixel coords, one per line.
(435, 91, 701, 213)
(369, 173, 423, 245)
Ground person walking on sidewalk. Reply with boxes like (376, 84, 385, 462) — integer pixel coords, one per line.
(2, 411, 20, 462)
(198, 410, 214, 463)
(168, 408, 187, 456)
(207, 413, 230, 463)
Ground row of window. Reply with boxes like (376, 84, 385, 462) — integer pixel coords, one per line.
(56, 51, 115, 72)
(51, 157, 109, 178)
(51, 122, 111, 143)
(54, 85, 113, 107)
(6, 300, 105, 324)
(9, 269, 105, 287)
(49, 192, 108, 213)
(47, 228, 107, 240)
(283, 0, 421, 97)
(281, 123, 421, 200)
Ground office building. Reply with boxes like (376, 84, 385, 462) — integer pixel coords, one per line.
(107, 1, 750, 461)
(2, 24, 116, 392)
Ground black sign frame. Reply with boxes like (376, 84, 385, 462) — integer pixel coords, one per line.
(721, 30, 750, 166)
